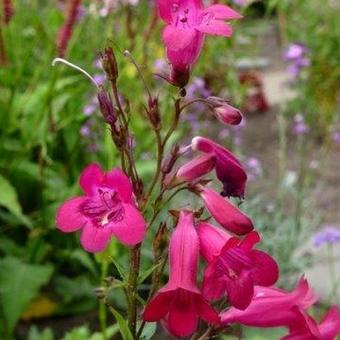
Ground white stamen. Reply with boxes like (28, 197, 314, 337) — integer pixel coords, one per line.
(52, 58, 100, 89)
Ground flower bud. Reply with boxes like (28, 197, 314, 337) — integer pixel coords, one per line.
(101, 47, 119, 82)
(199, 186, 253, 235)
(3, 0, 14, 24)
(147, 97, 161, 130)
(176, 154, 215, 182)
(207, 97, 242, 125)
(97, 87, 116, 124)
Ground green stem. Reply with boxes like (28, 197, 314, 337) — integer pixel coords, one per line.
(277, 111, 287, 208)
(0, 24, 7, 65)
(100, 255, 109, 340)
(327, 244, 338, 304)
(127, 244, 141, 338)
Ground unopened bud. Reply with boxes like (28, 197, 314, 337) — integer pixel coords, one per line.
(147, 97, 161, 129)
(206, 96, 242, 125)
(97, 87, 116, 124)
(176, 154, 215, 182)
(101, 47, 118, 82)
(3, 0, 14, 24)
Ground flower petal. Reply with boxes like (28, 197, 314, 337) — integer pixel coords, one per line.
(163, 25, 196, 51)
(156, 0, 172, 23)
(143, 291, 171, 321)
(56, 197, 87, 232)
(167, 294, 198, 337)
(202, 264, 225, 301)
(109, 204, 146, 246)
(319, 306, 340, 339)
(203, 4, 242, 20)
(251, 249, 279, 286)
(103, 169, 133, 203)
(80, 223, 112, 253)
(196, 297, 219, 324)
(79, 163, 104, 195)
(196, 20, 233, 37)
(226, 271, 254, 310)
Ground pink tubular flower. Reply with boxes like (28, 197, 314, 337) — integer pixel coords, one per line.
(2, 0, 14, 24)
(157, 0, 241, 85)
(282, 306, 340, 340)
(192, 136, 247, 198)
(143, 211, 219, 337)
(199, 228, 279, 310)
(56, 0, 82, 58)
(56, 163, 146, 253)
(176, 153, 215, 182)
(220, 276, 318, 328)
(199, 187, 253, 235)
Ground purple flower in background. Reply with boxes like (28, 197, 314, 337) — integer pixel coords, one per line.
(284, 42, 310, 78)
(186, 77, 211, 99)
(292, 114, 309, 135)
(93, 74, 105, 86)
(80, 125, 91, 137)
(245, 157, 262, 181)
(314, 225, 340, 247)
(332, 131, 340, 146)
(284, 43, 306, 60)
(83, 97, 98, 116)
(153, 58, 169, 74)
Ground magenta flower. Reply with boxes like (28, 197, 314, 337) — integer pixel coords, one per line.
(143, 211, 218, 337)
(199, 229, 279, 310)
(192, 136, 247, 198)
(56, 164, 146, 253)
(220, 276, 317, 328)
(282, 306, 340, 340)
(157, 0, 241, 85)
(199, 187, 253, 235)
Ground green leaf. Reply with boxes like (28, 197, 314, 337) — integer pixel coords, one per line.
(138, 262, 162, 284)
(0, 174, 23, 217)
(27, 326, 54, 340)
(70, 249, 98, 277)
(137, 322, 157, 340)
(107, 306, 133, 340)
(109, 256, 127, 280)
(0, 257, 53, 335)
(89, 325, 119, 340)
(61, 325, 90, 340)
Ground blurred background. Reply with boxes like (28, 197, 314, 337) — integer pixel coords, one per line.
(0, 0, 339, 339)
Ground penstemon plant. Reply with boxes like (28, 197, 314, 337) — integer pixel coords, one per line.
(53, 0, 340, 339)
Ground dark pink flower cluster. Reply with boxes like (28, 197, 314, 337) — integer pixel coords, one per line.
(142, 133, 281, 336)
(142, 134, 340, 337)
(54, 0, 340, 338)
